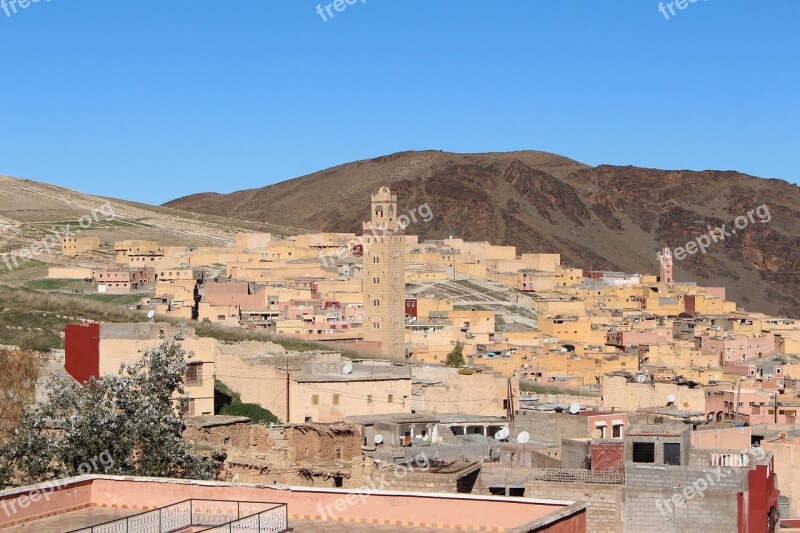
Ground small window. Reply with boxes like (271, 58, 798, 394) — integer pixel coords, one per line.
(664, 443, 681, 465)
(387, 394, 393, 404)
(367, 395, 373, 404)
(333, 394, 340, 405)
(312, 395, 319, 405)
(632, 442, 655, 463)
(335, 448, 343, 461)
(185, 363, 203, 386)
(613, 424, 622, 439)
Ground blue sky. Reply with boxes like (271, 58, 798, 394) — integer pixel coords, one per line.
(0, 1, 797, 204)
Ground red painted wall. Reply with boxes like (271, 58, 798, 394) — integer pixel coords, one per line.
(405, 298, 417, 318)
(739, 457, 780, 533)
(591, 442, 624, 472)
(64, 323, 100, 384)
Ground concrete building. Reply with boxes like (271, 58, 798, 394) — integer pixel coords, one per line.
(64, 322, 215, 415)
(362, 186, 406, 358)
(61, 235, 100, 256)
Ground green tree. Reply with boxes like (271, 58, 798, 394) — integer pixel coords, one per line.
(0, 338, 215, 486)
(446, 341, 465, 368)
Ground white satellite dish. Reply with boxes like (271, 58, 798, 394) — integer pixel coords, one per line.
(494, 427, 510, 440)
(667, 394, 676, 404)
(146, 310, 156, 320)
(517, 431, 530, 444)
(636, 374, 647, 384)
(374, 434, 384, 444)
(569, 403, 581, 415)
(342, 363, 353, 375)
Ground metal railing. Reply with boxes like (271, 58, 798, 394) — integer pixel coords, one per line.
(67, 499, 289, 533)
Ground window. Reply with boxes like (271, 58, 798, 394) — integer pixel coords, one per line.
(632, 442, 655, 463)
(367, 395, 373, 404)
(312, 395, 319, 405)
(387, 394, 393, 404)
(664, 443, 681, 465)
(612, 425, 622, 439)
(333, 394, 340, 405)
(335, 448, 343, 461)
(185, 363, 203, 386)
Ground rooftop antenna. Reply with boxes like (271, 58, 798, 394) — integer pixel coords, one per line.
(667, 393, 676, 406)
(517, 431, 530, 444)
(569, 403, 581, 415)
(146, 310, 156, 321)
(342, 363, 353, 375)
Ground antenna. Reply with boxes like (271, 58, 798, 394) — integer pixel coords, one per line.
(517, 431, 530, 444)
(495, 427, 510, 440)
(569, 403, 581, 415)
(146, 310, 155, 321)
(636, 374, 647, 384)
(374, 434, 384, 445)
(342, 363, 353, 375)
(667, 393, 676, 405)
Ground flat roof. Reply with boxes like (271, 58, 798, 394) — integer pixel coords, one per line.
(347, 414, 440, 425)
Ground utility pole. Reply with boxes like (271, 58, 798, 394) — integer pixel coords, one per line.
(286, 353, 290, 424)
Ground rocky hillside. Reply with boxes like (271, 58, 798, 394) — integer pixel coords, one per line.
(165, 151, 800, 318)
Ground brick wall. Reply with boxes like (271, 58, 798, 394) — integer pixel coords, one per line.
(621, 463, 745, 532)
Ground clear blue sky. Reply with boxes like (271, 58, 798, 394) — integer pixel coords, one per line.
(0, 0, 798, 205)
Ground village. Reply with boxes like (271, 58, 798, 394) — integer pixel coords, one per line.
(7, 186, 789, 531)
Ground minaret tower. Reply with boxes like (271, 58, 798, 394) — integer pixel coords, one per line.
(363, 187, 406, 358)
(659, 247, 674, 284)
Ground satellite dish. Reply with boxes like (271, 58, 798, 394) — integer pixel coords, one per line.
(374, 434, 384, 444)
(636, 374, 647, 384)
(517, 431, 530, 444)
(591, 428, 603, 440)
(667, 394, 676, 404)
(146, 310, 156, 320)
(494, 427, 510, 440)
(342, 363, 353, 375)
(569, 403, 581, 414)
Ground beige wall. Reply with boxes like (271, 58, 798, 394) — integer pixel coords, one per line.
(601, 375, 705, 413)
(291, 378, 413, 424)
(98, 336, 215, 415)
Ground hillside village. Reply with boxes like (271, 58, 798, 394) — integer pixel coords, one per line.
(0, 184, 794, 531)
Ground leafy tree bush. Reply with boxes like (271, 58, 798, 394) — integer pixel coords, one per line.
(446, 341, 465, 368)
(0, 339, 215, 486)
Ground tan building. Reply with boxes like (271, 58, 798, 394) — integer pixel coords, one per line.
(61, 235, 100, 256)
(362, 187, 406, 358)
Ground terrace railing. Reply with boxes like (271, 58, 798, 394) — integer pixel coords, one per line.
(67, 499, 289, 533)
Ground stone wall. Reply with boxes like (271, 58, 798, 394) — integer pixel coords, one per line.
(525, 480, 622, 533)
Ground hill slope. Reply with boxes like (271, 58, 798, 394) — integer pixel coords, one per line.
(166, 150, 800, 318)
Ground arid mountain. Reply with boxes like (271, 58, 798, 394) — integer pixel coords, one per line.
(166, 150, 800, 318)
(0, 175, 304, 265)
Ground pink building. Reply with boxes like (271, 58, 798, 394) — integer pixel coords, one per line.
(203, 281, 267, 310)
(701, 332, 775, 366)
(705, 389, 793, 424)
(606, 330, 672, 348)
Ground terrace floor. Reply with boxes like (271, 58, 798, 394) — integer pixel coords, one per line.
(0, 506, 138, 532)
